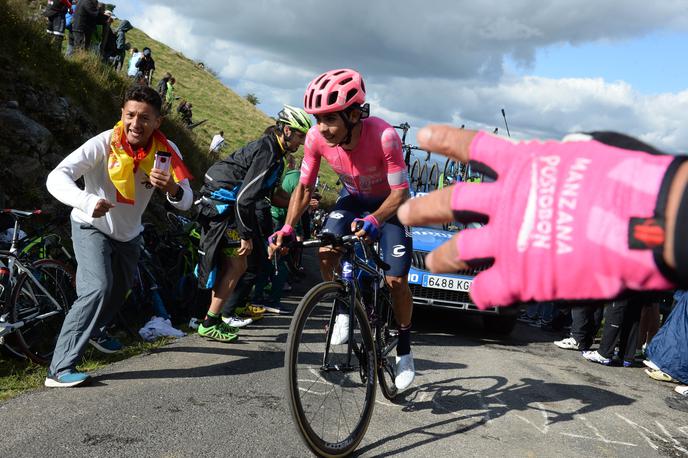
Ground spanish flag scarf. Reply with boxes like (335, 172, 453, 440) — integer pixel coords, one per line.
(108, 121, 193, 204)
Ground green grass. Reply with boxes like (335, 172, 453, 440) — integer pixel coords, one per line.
(0, 334, 178, 402)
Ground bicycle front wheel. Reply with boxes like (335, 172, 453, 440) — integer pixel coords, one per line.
(11, 259, 75, 364)
(285, 281, 377, 457)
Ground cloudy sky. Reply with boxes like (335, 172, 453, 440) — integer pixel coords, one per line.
(116, 0, 688, 152)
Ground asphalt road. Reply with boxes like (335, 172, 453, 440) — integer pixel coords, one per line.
(1, 274, 687, 457)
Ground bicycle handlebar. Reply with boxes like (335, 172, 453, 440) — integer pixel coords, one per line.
(299, 233, 391, 271)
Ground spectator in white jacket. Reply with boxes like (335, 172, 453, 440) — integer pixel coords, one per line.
(44, 85, 193, 388)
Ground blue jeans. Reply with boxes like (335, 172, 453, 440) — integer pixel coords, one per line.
(49, 220, 141, 376)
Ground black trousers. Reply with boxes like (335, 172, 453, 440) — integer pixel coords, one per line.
(569, 302, 604, 350)
(597, 298, 642, 361)
(222, 207, 273, 316)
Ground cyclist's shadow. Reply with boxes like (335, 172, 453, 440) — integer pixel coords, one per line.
(358, 374, 634, 457)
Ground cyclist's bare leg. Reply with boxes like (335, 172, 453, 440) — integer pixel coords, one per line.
(318, 247, 342, 281)
(208, 254, 247, 315)
(385, 275, 413, 326)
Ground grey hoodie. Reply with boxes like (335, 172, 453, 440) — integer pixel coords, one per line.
(116, 20, 133, 51)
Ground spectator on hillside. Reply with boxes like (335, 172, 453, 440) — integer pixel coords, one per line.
(43, 0, 72, 51)
(127, 47, 141, 77)
(157, 72, 172, 99)
(135, 47, 156, 85)
(72, 0, 103, 51)
(113, 19, 133, 71)
(64, 0, 77, 56)
(99, 11, 117, 64)
(209, 130, 225, 157)
(177, 101, 193, 126)
(164, 77, 176, 114)
(44, 85, 193, 388)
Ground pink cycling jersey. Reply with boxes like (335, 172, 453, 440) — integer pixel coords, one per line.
(300, 117, 409, 198)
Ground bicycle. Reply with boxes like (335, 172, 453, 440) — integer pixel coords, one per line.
(0, 209, 75, 365)
(285, 231, 399, 457)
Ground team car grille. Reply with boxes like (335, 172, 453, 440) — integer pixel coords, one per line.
(411, 251, 487, 276)
(410, 250, 496, 313)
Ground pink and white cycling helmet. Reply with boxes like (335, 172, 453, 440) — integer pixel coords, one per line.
(303, 69, 366, 115)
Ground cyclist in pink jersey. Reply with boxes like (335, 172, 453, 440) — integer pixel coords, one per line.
(270, 69, 416, 391)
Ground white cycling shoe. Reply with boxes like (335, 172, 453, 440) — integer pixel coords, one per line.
(330, 313, 350, 345)
(395, 352, 415, 391)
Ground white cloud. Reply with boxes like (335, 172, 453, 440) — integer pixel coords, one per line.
(118, 0, 688, 151)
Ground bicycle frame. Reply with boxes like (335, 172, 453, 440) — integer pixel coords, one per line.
(312, 235, 388, 374)
(0, 216, 65, 337)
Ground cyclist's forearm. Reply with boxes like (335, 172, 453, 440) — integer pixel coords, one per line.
(372, 188, 409, 224)
(284, 183, 312, 228)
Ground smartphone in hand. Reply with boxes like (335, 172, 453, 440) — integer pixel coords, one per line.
(154, 151, 172, 172)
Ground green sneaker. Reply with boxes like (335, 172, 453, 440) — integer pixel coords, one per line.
(198, 321, 238, 342)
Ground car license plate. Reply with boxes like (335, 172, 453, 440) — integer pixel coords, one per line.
(423, 274, 472, 292)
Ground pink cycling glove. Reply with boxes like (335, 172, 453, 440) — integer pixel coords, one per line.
(269, 224, 295, 245)
(452, 131, 682, 309)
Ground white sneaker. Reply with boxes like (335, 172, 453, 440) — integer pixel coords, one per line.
(188, 317, 201, 330)
(643, 359, 660, 371)
(554, 337, 581, 350)
(330, 313, 349, 345)
(222, 315, 253, 328)
(395, 353, 415, 391)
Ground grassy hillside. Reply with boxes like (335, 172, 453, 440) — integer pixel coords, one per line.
(124, 27, 341, 205)
(1, 0, 339, 210)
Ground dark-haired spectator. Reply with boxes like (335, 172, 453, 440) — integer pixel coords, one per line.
(44, 85, 193, 388)
(71, 0, 103, 51)
(157, 72, 172, 99)
(127, 47, 141, 77)
(135, 47, 156, 85)
(43, 0, 72, 50)
(113, 20, 133, 71)
(178, 100, 193, 126)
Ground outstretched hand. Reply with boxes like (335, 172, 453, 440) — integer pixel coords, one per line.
(398, 125, 676, 309)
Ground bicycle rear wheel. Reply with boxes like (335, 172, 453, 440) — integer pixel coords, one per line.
(409, 159, 420, 191)
(285, 281, 376, 457)
(11, 259, 75, 364)
(427, 163, 439, 191)
(375, 291, 399, 401)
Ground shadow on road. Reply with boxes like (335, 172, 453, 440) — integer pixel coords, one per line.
(358, 375, 635, 457)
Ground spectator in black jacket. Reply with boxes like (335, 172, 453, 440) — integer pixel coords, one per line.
(71, 0, 103, 51)
(99, 12, 116, 64)
(43, 0, 72, 50)
(193, 105, 313, 342)
(135, 47, 156, 85)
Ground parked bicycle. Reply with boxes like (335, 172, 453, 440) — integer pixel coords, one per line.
(285, 231, 399, 457)
(0, 209, 75, 365)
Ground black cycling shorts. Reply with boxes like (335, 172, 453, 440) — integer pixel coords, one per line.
(322, 193, 412, 277)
